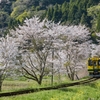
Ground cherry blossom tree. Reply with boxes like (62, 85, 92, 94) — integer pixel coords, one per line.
(9, 17, 68, 85)
(60, 25, 92, 80)
(9, 16, 93, 84)
(46, 25, 92, 80)
(0, 35, 19, 91)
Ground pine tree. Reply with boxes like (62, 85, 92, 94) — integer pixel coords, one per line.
(61, 1, 69, 22)
(80, 13, 86, 25)
(96, 13, 100, 32)
(46, 7, 53, 20)
(52, 4, 62, 22)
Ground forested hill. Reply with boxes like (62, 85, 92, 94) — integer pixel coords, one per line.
(0, 0, 100, 35)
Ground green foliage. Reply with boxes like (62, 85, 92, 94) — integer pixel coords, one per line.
(96, 13, 100, 32)
(0, 80, 100, 100)
(16, 11, 28, 23)
(61, 1, 69, 22)
(46, 6, 53, 20)
(8, 18, 19, 29)
(87, 4, 100, 31)
(52, 4, 62, 22)
(11, 6, 27, 18)
(0, 0, 100, 34)
(36, 6, 41, 11)
(91, 33, 99, 43)
(44, 0, 99, 26)
(87, 4, 100, 18)
(68, 4, 78, 24)
(80, 13, 87, 25)
(0, 11, 10, 28)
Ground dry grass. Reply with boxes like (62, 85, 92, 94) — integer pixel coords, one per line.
(1, 75, 69, 92)
(2, 80, 37, 92)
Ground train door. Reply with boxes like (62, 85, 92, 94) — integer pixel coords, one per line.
(98, 59, 100, 71)
(93, 60, 98, 74)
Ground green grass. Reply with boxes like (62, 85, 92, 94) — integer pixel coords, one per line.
(2, 80, 38, 92)
(0, 79, 100, 100)
(2, 75, 70, 92)
(0, 76, 100, 100)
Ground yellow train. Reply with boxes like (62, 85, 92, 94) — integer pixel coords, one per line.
(87, 56, 100, 77)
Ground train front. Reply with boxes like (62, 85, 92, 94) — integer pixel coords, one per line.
(87, 56, 100, 77)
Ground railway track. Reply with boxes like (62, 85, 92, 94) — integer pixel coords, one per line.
(0, 77, 99, 97)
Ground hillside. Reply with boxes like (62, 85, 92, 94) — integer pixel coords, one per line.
(0, 0, 100, 35)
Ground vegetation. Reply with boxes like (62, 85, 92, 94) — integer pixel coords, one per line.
(0, 0, 100, 34)
(9, 17, 92, 85)
(1, 75, 69, 92)
(0, 16, 94, 91)
(0, 0, 100, 99)
(0, 79, 100, 100)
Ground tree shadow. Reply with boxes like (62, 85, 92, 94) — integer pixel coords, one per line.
(59, 88, 77, 93)
(87, 83, 97, 88)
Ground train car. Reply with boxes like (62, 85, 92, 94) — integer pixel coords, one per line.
(87, 56, 100, 77)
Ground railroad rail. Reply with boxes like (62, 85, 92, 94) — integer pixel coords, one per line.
(0, 77, 99, 97)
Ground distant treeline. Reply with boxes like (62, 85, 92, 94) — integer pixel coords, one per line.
(0, 0, 100, 35)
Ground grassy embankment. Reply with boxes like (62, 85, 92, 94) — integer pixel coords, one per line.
(0, 76, 100, 100)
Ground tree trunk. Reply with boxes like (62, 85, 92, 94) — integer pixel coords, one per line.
(38, 75, 43, 85)
(51, 50, 54, 86)
(0, 80, 2, 92)
(38, 81, 42, 85)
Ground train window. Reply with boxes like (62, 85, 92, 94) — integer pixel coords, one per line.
(88, 60, 93, 66)
(98, 60, 100, 65)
